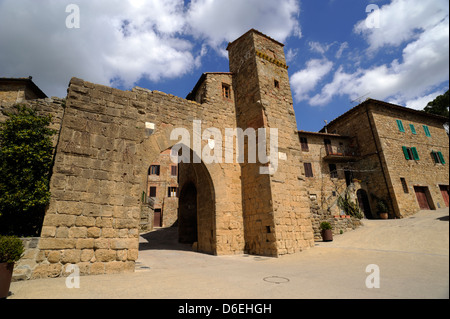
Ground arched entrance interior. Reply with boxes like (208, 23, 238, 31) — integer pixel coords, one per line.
(177, 150, 216, 255)
(178, 182, 198, 244)
(141, 137, 217, 255)
(357, 189, 372, 219)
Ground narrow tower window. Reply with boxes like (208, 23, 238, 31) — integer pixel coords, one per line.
(222, 83, 231, 99)
(274, 79, 280, 89)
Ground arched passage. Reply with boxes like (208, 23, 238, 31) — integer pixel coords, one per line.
(177, 148, 216, 255)
(178, 182, 198, 244)
(140, 128, 217, 255)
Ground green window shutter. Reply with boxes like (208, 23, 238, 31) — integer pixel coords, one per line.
(423, 125, 431, 137)
(411, 147, 420, 160)
(438, 151, 446, 164)
(409, 124, 416, 134)
(402, 146, 410, 160)
(397, 120, 405, 132)
(431, 151, 439, 163)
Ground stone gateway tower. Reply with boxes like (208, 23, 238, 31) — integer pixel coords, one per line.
(22, 29, 314, 279)
(227, 30, 314, 256)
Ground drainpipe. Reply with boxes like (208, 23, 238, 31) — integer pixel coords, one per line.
(365, 104, 397, 218)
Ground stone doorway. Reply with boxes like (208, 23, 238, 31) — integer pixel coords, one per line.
(439, 185, 449, 207)
(357, 189, 372, 219)
(414, 186, 434, 210)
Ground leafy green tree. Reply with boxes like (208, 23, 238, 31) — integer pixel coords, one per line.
(0, 105, 56, 236)
(424, 90, 449, 118)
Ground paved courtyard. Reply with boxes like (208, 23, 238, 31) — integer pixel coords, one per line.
(9, 208, 449, 299)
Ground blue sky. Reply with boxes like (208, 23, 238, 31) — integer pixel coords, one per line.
(0, 0, 448, 132)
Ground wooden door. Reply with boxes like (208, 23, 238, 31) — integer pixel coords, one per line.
(324, 139, 332, 155)
(154, 209, 162, 227)
(414, 187, 430, 210)
(440, 185, 449, 207)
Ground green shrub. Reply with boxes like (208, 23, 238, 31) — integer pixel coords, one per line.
(0, 236, 24, 264)
(0, 105, 56, 236)
(376, 199, 389, 213)
(320, 222, 332, 230)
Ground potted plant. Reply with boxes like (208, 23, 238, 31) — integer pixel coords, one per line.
(0, 236, 24, 299)
(320, 222, 333, 242)
(376, 199, 389, 220)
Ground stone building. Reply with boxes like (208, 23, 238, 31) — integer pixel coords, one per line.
(322, 99, 449, 218)
(143, 148, 179, 230)
(0, 29, 448, 281)
(0, 76, 47, 105)
(297, 131, 364, 240)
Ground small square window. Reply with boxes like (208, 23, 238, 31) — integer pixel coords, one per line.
(149, 165, 160, 176)
(400, 178, 409, 194)
(304, 162, 313, 178)
(274, 79, 280, 89)
(149, 187, 157, 198)
(431, 151, 446, 164)
(168, 187, 178, 198)
(222, 83, 231, 99)
(300, 137, 309, 152)
(402, 146, 419, 161)
(171, 165, 178, 176)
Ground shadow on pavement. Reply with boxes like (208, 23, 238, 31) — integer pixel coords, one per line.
(436, 215, 449, 221)
(139, 226, 193, 251)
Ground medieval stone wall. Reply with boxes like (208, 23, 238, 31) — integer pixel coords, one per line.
(29, 72, 249, 278)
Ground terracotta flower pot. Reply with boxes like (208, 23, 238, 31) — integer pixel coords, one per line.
(321, 229, 333, 242)
(379, 212, 388, 220)
(0, 262, 14, 299)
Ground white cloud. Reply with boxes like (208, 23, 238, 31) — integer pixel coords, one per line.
(307, 0, 449, 107)
(354, 0, 449, 52)
(186, 0, 302, 49)
(0, 0, 302, 98)
(0, 0, 192, 97)
(335, 42, 349, 59)
(290, 59, 333, 101)
(390, 90, 447, 110)
(308, 41, 333, 55)
(286, 48, 299, 63)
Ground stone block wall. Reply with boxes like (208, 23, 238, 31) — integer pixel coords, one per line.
(310, 193, 362, 241)
(12, 238, 41, 281)
(29, 73, 248, 278)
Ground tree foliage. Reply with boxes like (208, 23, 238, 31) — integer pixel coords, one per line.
(424, 90, 449, 118)
(0, 105, 56, 236)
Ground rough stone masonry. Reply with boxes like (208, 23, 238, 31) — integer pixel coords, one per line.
(22, 29, 315, 279)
